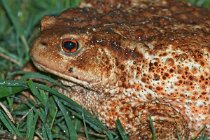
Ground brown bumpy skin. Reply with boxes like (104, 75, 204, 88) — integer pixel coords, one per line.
(30, 0, 210, 139)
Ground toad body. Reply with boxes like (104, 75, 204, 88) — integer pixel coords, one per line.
(30, 0, 210, 139)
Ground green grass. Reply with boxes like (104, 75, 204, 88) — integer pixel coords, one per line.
(186, 0, 210, 8)
(0, 0, 209, 139)
(0, 0, 81, 73)
(0, 76, 116, 140)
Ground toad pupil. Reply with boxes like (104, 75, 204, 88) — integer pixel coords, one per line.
(62, 40, 79, 53)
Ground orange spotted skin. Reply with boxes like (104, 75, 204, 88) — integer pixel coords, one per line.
(31, 0, 210, 139)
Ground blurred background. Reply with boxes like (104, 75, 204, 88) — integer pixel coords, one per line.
(0, 0, 81, 76)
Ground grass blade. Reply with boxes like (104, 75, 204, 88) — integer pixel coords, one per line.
(54, 96, 77, 140)
(115, 119, 128, 140)
(1, 0, 20, 36)
(27, 80, 45, 105)
(41, 124, 49, 140)
(149, 114, 156, 140)
(0, 86, 26, 98)
(0, 110, 22, 137)
(26, 110, 38, 140)
(44, 123, 53, 140)
(82, 110, 90, 140)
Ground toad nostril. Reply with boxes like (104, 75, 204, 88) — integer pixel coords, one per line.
(68, 67, 73, 73)
(40, 41, 47, 46)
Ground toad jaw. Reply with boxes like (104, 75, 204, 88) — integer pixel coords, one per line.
(30, 58, 90, 88)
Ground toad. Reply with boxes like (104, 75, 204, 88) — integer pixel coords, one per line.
(30, 0, 210, 139)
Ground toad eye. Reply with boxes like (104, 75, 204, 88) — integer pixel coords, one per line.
(62, 39, 79, 53)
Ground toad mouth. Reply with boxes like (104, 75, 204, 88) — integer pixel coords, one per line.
(31, 58, 90, 88)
